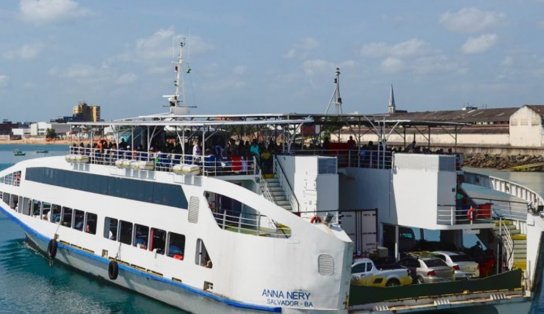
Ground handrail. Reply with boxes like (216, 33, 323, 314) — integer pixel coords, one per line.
(67, 146, 257, 177)
(274, 156, 300, 213)
(498, 218, 515, 270)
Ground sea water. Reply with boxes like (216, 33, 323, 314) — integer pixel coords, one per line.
(0, 145, 182, 313)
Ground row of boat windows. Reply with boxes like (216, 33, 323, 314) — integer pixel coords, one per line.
(0, 171, 21, 187)
(1, 191, 98, 234)
(0, 191, 212, 268)
(102, 217, 212, 267)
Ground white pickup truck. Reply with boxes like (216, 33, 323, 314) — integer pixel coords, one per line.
(351, 258, 413, 287)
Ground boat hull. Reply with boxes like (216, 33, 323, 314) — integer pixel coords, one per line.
(0, 203, 279, 314)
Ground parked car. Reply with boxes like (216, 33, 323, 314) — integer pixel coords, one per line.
(398, 253, 454, 284)
(432, 251, 480, 280)
(351, 258, 412, 287)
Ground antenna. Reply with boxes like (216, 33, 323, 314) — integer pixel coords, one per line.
(162, 39, 196, 115)
(325, 67, 343, 115)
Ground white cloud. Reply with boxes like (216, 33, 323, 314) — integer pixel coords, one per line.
(461, 34, 498, 54)
(502, 56, 513, 66)
(285, 37, 319, 59)
(124, 28, 214, 62)
(115, 73, 137, 85)
(3, 43, 44, 60)
(361, 39, 429, 58)
(440, 8, 505, 33)
(303, 59, 335, 77)
(19, 0, 90, 25)
(0, 75, 8, 88)
(232, 65, 247, 75)
(414, 55, 467, 75)
(381, 57, 404, 73)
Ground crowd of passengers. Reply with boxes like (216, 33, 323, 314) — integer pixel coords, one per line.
(71, 135, 461, 173)
(71, 137, 282, 174)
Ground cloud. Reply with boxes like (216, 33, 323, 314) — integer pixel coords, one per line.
(381, 57, 404, 73)
(361, 38, 429, 58)
(501, 56, 513, 66)
(0, 75, 8, 88)
(123, 28, 214, 62)
(19, 0, 90, 25)
(461, 34, 498, 54)
(115, 73, 137, 85)
(285, 37, 319, 59)
(3, 43, 44, 60)
(440, 8, 505, 33)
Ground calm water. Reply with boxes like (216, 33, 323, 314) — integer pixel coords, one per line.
(0, 145, 182, 313)
(1, 146, 544, 312)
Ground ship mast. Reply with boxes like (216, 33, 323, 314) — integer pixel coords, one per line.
(324, 67, 343, 115)
(163, 40, 194, 115)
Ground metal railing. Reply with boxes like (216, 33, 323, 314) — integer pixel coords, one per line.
(497, 217, 515, 271)
(67, 146, 257, 177)
(464, 171, 544, 214)
(274, 157, 300, 212)
(437, 205, 494, 225)
(289, 148, 393, 169)
(212, 211, 291, 238)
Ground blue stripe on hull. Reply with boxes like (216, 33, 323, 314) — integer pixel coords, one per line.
(0, 204, 281, 313)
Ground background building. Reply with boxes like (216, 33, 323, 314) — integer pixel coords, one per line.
(72, 102, 101, 122)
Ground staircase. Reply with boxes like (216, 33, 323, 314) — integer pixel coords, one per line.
(494, 219, 527, 271)
(261, 177, 293, 211)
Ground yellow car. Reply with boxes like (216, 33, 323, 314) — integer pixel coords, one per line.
(351, 258, 413, 287)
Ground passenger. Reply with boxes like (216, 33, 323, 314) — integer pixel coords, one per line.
(347, 136, 356, 149)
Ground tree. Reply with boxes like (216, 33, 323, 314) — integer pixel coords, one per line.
(46, 128, 58, 140)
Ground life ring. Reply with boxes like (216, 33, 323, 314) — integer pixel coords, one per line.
(467, 206, 476, 223)
(47, 239, 57, 260)
(108, 260, 119, 280)
(310, 215, 322, 224)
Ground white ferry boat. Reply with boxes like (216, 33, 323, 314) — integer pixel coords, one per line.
(0, 42, 543, 313)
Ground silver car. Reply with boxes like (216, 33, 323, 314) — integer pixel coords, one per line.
(399, 254, 454, 284)
(432, 251, 480, 280)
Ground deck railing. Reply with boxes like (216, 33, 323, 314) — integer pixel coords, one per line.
(289, 148, 393, 169)
(67, 146, 257, 177)
(436, 205, 494, 225)
(211, 210, 291, 238)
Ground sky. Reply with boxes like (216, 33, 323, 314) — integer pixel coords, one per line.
(0, 0, 543, 122)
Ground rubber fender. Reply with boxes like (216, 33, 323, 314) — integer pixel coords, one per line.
(47, 239, 57, 260)
(108, 260, 119, 280)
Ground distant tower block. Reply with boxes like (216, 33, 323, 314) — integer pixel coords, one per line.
(325, 68, 343, 115)
(388, 84, 396, 114)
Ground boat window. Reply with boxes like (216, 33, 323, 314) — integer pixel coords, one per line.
(167, 232, 185, 261)
(51, 205, 61, 223)
(195, 239, 212, 268)
(104, 217, 118, 240)
(31, 200, 41, 217)
(73, 210, 84, 231)
(150, 228, 166, 254)
(2, 192, 9, 205)
(85, 213, 97, 234)
(119, 220, 133, 245)
(134, 224, 149, 250)
(62, 207, 73, 227)
(41, 202, 51, 220)
(10, 194, 19, 211)
(21, 197, 31, 215)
